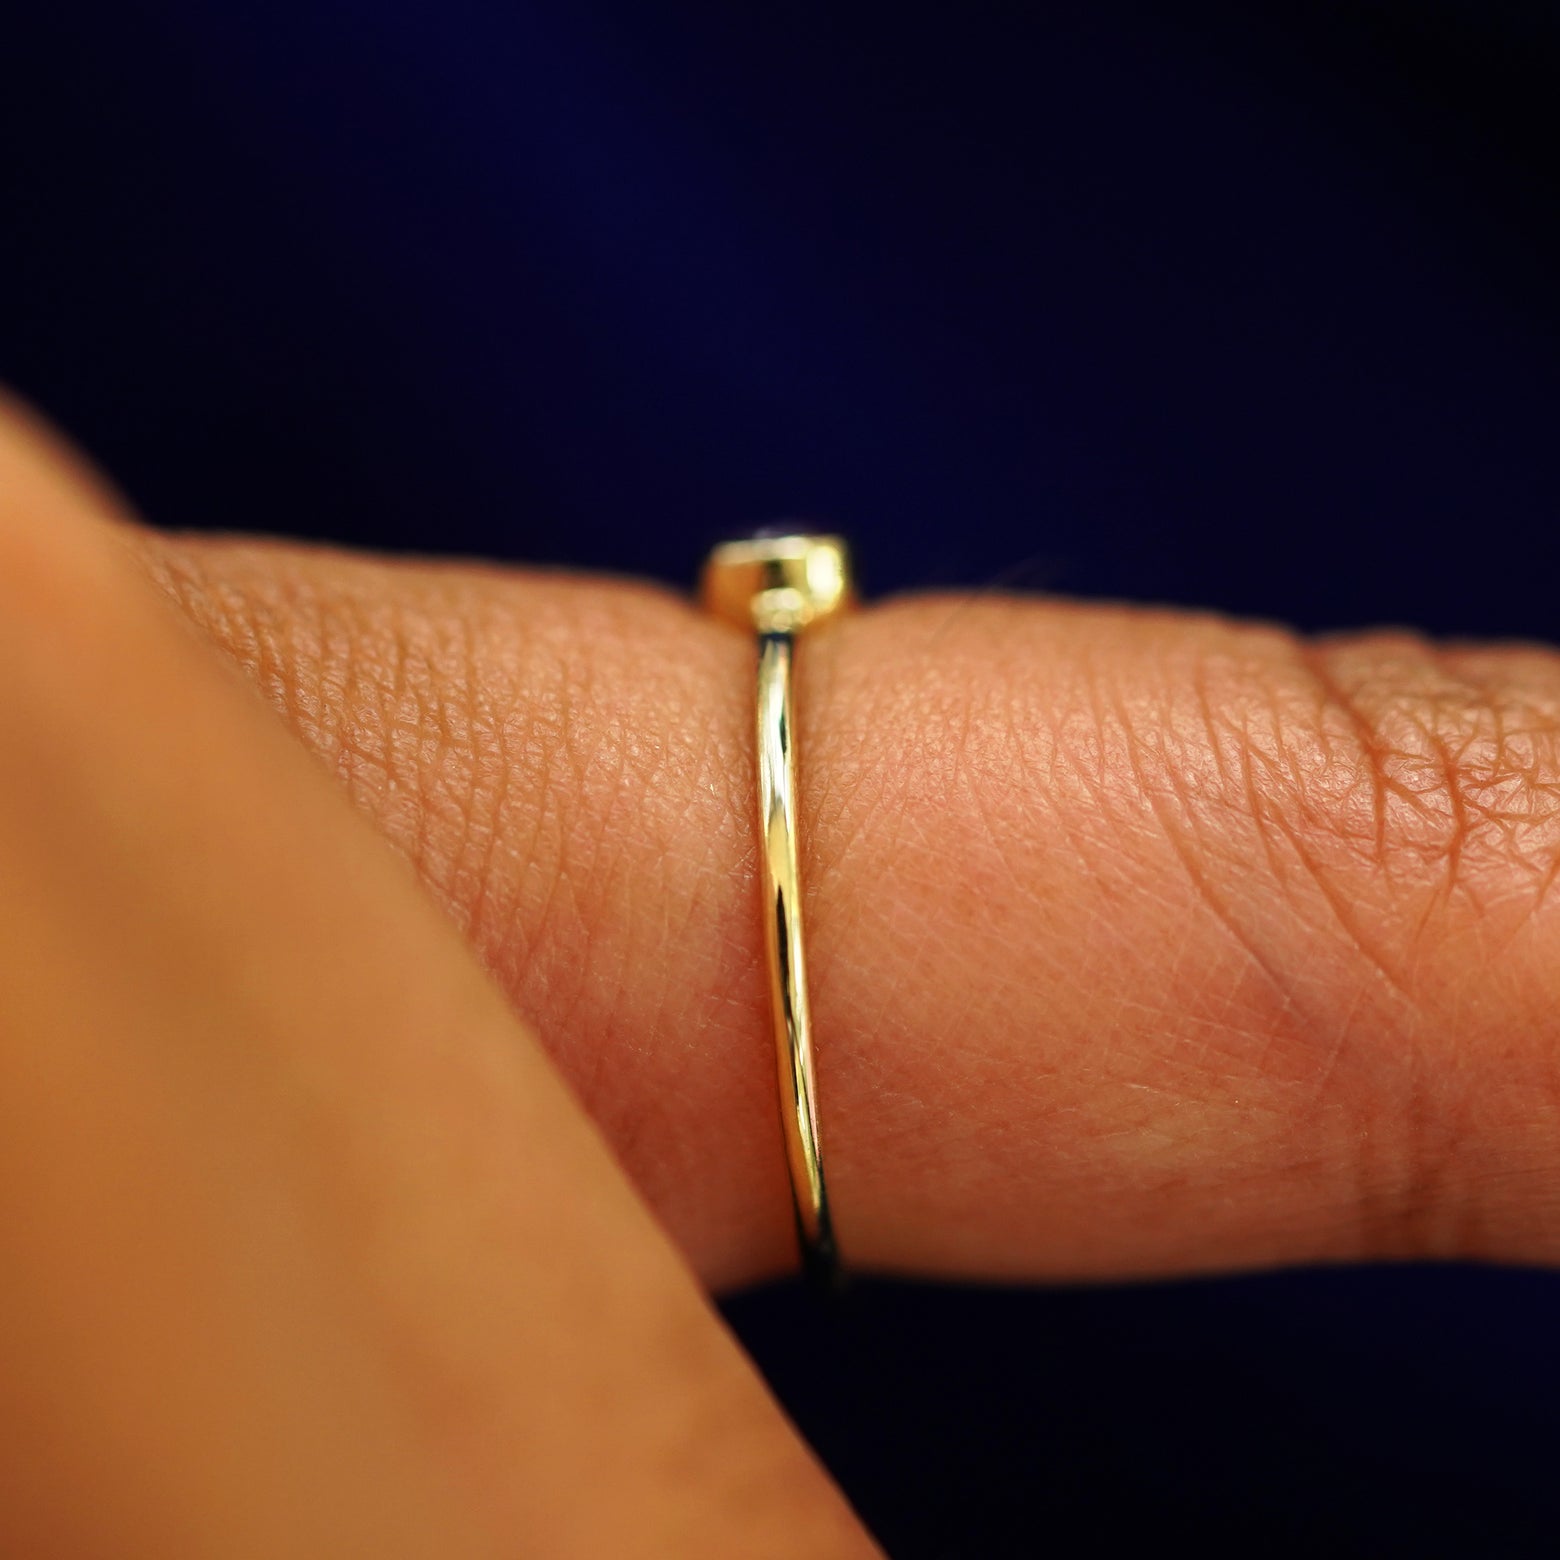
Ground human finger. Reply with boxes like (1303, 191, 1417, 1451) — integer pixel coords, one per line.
(125, 516, 1560, 1293)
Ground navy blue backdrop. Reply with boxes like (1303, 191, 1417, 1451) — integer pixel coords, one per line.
(4, 3, 1559, 1553)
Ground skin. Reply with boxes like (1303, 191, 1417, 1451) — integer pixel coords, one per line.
(5, 392, 1560, 1547)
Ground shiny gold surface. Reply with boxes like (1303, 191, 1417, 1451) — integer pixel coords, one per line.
(702, 532, 849, 1286)
(701, 532, 852, 636)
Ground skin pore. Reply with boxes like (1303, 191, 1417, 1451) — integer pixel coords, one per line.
(5, 395, 1560, 1550)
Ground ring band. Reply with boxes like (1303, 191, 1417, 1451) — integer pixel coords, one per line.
(702, 532, 852, 1287)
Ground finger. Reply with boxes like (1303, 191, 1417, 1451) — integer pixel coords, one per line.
(0, 422, 877, 1553)
(126, 521, 1560, 1292)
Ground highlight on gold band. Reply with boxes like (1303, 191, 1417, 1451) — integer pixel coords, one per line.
(701, 532, 852, 1287)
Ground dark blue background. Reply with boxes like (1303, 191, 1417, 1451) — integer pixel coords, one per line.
(5, 3, 1559, 1552)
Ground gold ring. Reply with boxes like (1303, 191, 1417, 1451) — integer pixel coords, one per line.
(701, 531, 853, 1287)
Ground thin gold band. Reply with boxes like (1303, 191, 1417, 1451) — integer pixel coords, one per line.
(757, 628, 836, 1282)
(702, 533, 852, 1286)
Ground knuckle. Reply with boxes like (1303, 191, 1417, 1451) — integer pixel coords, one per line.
(1150, 621, 1560, 943)
(1187, 625, 1560, 1256)
(1074, 615, 1560, 1261)
(1294, 634, 1560, 905)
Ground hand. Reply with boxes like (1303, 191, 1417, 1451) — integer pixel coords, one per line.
(6, 393, 1560, 1551)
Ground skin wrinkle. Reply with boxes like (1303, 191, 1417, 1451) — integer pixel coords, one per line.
(998, 633, 1304, 1179)
(1298, 639, 1392, 865)
(1294, 643, 1560, 1253)
(1332, 643, 1560, 924)
(1101, 639, 1325, 1114)
(1134, 671, 1303, 1036)
(1200, 643, 1426, 1020)
(1193, 668, 1332, 1099)
(1191, 644, 1459, 1245)
(1116, 652, 1310, 1104)
(1124, 627, 1548, 1251)
(1460, 694, 1560, 917)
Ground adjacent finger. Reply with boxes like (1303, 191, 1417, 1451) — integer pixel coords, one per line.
(0, 418, 877, 1553)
